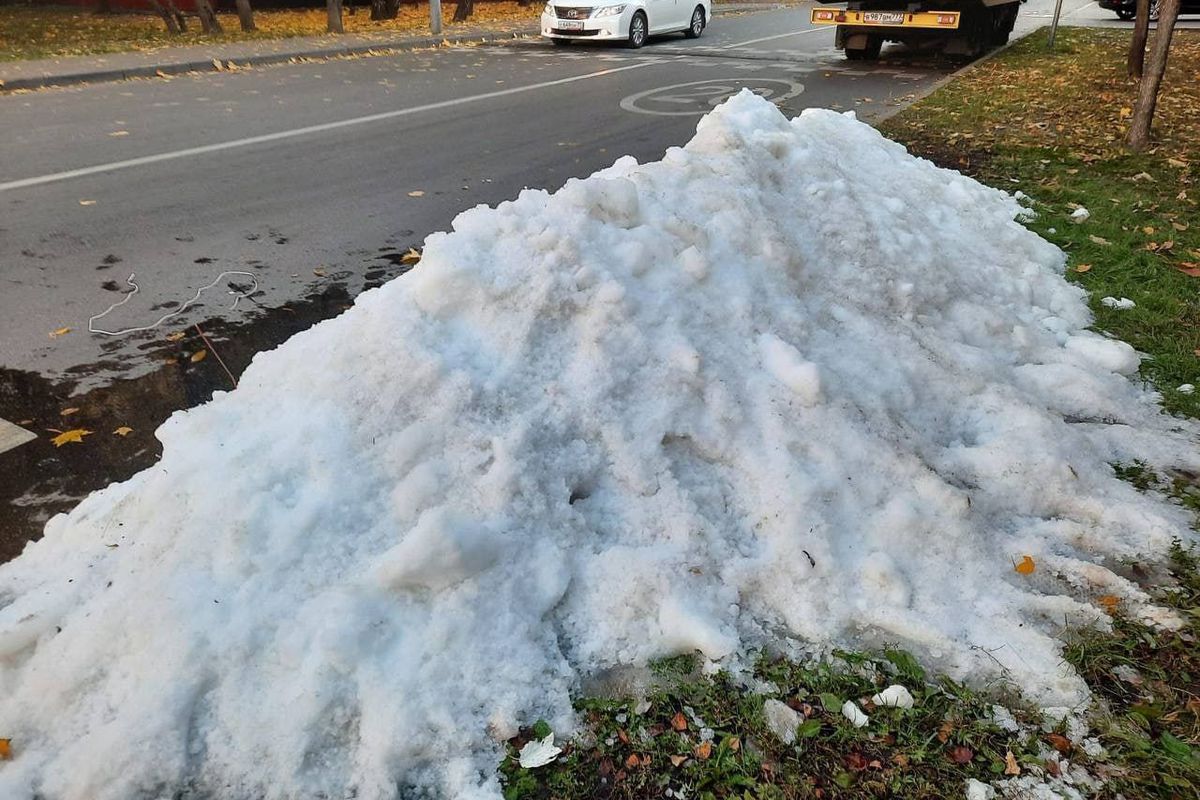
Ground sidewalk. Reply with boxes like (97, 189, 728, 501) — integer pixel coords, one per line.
(0, 1, 785, 92)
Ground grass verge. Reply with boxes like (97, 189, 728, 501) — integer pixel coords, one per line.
(0, 3, 539, 62)
(498, 27, 1200, 800)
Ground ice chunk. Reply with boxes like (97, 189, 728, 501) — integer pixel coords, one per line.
(871, 684, 915, 709)
(842, 701, 870, 728)
(761, 699, 803, 744)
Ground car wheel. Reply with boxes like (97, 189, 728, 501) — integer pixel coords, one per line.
(627, 11, 648, 48)
(1149, 0, 1161, 19)
(684, 5, 705, 38)
(1116, 7, 1135, 19)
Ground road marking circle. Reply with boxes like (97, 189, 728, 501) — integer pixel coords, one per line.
(620, 78, 805, 116)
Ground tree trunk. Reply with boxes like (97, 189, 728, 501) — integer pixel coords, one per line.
(235, 0, 256, 31)
(165, 0, 189, 32)
(196, 0, 224, 34)
(1127, 0, 1180, 150)
(453, 0, 474, 22)
(327, 0, 346, 32)
(149, 0, 182, 34)
(1128, 0, 1150, 78)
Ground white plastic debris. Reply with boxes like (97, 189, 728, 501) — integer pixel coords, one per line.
(518, 734, 562, 769)
(1100, 296, 1136, 310)
(842, 701, 870, 728)
(762, 699, 803, 744)
(870, 684, 915, 709)
(966, 778, 997, 800)
(1069, 207, 1090, 223)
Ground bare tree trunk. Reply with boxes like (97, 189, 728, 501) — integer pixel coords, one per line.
(453, 0, 474, 22)
(196, 0, 224, 34)
(149, 0, 182, 33)
(1127, 0, 1180, 150)
(327, 0, 346, 32)
(235, 0, 256, 31)
(1128, 0, 1150, 77)
(165, 0, 189, 32)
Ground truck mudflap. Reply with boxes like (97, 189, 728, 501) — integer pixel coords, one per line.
(810, 8, 961, 29)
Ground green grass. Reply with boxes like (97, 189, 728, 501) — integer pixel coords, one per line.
(498, 540, 1199, 799)
(0, 4, 540, 63)
(881, 27, 1200, 418)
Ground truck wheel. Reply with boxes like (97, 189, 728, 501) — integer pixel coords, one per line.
(990, 5, 1017, 45)
(845, 34, 882, 60)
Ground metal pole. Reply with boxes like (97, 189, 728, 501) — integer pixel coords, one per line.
(431, 0, 442, 35)
(1048, 0, 1065, 49)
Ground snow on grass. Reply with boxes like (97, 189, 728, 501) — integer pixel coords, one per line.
(0, 92, 1196, 800)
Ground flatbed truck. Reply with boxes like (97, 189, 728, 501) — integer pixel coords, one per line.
(810, 0, 1022, 59)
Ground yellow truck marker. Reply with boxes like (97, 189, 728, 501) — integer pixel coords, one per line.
(810, 8, 961, 28)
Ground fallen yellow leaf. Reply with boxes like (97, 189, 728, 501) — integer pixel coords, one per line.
(1014, 555, 1036, 575)
(401, 248, 422, 264)
(694, 741, 712, 760)
(79, 199, 96, 206)
(60, 407, 80, 416)
(669, 754, 687, 767)
(0, 738, 10, 760)
(113, 426, 134, 437)
(1074, 263, 1092, 273)
(190, 350, 207, 363)
(52, 429, 92, 447)
(407, 190, 425, 197)
(1004, 750, 1020, 776)
(165, 331, 186, 342)
(49, 327, 71, 338)
(1098, 595, 1120, 613)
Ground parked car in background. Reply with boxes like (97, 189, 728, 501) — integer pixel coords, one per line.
(1097, 0, 1200, 21)
(541, 0, 710, 47)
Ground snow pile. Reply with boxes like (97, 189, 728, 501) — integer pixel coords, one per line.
(1, 92, 1196, 800)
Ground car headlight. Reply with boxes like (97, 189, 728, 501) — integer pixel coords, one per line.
(543, 2, 555, 16)
(593, 4, 626, 16)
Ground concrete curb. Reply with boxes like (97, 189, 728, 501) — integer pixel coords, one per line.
(0, 28, 539, 92)
(871, 23, 1046, 124)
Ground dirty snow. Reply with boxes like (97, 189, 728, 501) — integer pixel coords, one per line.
(1, 92, 1197, 800)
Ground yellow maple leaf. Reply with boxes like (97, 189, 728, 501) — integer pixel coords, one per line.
(51, 429, 92, 447)
(113, 426, 134, 437)
(1014, 555, 1036, 575)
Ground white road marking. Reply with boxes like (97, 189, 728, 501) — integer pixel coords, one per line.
(0, 418, 36, 456)
(0, 60, 661, 193)
(721, 27, 828, 49)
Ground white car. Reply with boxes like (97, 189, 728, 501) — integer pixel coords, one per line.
(541, 0, 710, 48)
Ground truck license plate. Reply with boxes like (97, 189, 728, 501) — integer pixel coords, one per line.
(559, 19, 585, 29)
(863, 11, 905, 23)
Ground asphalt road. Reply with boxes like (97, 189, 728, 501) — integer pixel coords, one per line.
(0, 0, 1165, 556)
(0, 1, 1086, 387)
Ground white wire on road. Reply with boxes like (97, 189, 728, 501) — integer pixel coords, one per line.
(0, 60, 660, 193)
(89, 271, 259, 336)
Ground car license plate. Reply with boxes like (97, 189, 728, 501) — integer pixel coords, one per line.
(863, 11, 905, 23)
(559, 19, 585, 30)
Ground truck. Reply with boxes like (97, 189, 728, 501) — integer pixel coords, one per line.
(809, 0, 1022, 60)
